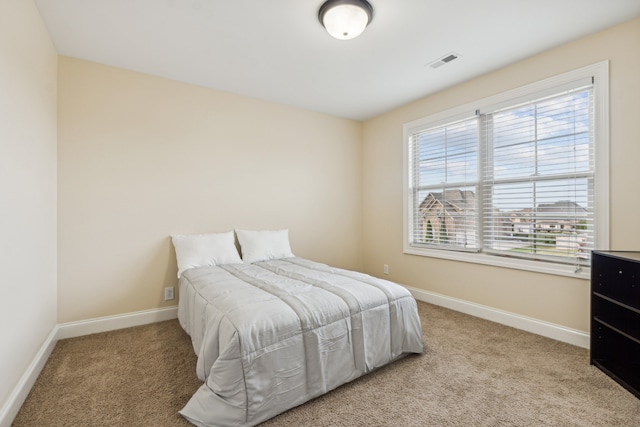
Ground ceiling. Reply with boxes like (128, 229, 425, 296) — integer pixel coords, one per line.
(34, 0, 640, 121)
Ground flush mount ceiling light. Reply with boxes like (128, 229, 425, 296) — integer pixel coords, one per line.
(318, 0, 374, 40)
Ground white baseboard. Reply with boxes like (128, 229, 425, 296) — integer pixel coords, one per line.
(0, 306, 179, 427)
(0, 327, 58, 427)
(56, 306, 179, 340)
(407, 286, 590, 349)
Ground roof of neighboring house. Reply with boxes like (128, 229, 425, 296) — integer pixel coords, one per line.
(537, 200, 588, 214)
(419, 193, 587, 221)
(419, 190, 475, 213)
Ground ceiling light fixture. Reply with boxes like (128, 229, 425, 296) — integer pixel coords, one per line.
(318, 0, 374, 41)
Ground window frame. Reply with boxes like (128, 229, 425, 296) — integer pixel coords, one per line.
(402, 61, 609, 279)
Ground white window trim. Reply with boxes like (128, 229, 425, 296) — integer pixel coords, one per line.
(402, 61, 609, 279)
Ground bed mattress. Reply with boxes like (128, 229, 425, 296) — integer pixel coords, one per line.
(178, 257, 424, 427)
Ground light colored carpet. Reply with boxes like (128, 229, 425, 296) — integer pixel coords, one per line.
(13, 302, 640, 426)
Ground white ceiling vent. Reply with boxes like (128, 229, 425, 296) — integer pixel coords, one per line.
(427, 52, 461, 69)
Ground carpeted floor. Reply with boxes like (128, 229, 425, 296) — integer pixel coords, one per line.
(13, 302, 640, 426)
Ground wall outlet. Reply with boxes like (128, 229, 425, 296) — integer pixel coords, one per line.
(383, 264, 389, 275)
(164, 287, 174, 301)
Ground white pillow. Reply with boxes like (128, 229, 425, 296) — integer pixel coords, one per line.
(171, 231, 242, 278)
(235, 229, 294, 264)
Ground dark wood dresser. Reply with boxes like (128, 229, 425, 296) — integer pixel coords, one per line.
(591, 250, 640, 398)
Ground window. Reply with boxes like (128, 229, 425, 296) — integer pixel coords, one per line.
(403, 62, 609, 277)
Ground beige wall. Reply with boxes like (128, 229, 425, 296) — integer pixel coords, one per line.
(362, 18, 640, 332)
(0, 0, 58, 412)
(57, 57, 363, 323)
(14, 6, 639, 337)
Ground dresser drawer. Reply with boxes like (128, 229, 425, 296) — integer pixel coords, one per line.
(592, 320, 640, 361)
(592, 295, 640, 340)
(592, 253, 640, 310)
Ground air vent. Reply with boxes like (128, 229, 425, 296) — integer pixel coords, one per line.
(427, 52, 461, 69)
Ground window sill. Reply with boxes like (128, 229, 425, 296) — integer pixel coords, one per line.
(403, 246, 590, 279)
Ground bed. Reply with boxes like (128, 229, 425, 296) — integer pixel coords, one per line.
(172, 230, 424, 427)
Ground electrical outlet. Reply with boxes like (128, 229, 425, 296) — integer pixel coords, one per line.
(383, 264, 389, 275)
(164, 287, 174, 301)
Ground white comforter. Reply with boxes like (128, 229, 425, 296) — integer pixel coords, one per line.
(178, 258, 424, 427)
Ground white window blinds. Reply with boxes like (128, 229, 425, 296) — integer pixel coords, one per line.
(406, 75, 598, 268)
(480, 83, 594, 265)
(408, 115, 479, 251)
